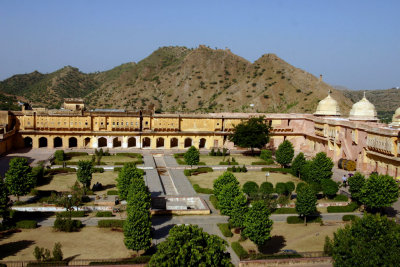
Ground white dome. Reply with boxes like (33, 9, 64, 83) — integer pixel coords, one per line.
(349, 93, 377, 121)
(389, 107, 400, 127)
(314, 92, 341, 116)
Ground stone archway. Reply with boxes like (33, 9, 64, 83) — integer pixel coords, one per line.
(113, 137, 121, 147)
(98, 137, 107, 148)
(184, 138, 192, 148)
(128, 137, 136, 148)
(69, 137, 78, 148)
(199, 138, 206, 149)
(156, 137, 165, 148)
(54, 137, 63, 148)
(142, 137, 151, 148)
(39, 137, 48, 148)
(170, 138, 178, 148)
(84, 137, 91, 147)
(24, 137, 33, 148)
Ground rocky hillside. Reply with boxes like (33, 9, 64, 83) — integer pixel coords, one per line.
(0, 46, 353, 113)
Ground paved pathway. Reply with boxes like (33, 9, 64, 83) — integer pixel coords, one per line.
(143, 155, 164, 197)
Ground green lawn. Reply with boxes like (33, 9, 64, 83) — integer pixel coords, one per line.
(175, 154, 270, 165)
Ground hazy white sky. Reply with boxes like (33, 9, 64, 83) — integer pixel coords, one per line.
(1, 0, 399, 90)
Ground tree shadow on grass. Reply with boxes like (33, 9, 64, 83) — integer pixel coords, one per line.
(0, 240, 35, 259)
(258, 235, 286, 254)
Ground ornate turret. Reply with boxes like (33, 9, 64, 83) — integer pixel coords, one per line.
(349, 92, 377, 121)
(314, 91, 341, 116)
(389, 106, 400, 127)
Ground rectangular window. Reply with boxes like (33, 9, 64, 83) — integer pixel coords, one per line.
(113, 122, 115, 126)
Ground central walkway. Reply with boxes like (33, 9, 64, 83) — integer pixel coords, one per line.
(153, 154, 178, 195)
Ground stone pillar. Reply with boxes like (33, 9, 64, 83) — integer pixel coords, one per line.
(107, 137, 113, 148)
(32, 136, 39, 149)
(92, 137, 98, 148)
(136, 136, 141, 148)
(122, 136, 128, 148)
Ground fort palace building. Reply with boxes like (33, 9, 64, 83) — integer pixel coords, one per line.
(1, 93, 400, 178)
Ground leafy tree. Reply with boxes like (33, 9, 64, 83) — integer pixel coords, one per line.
(213, 171, 239, 199)
(123, 205, 152, 252)
(242, 181, 259, 197)
(228, 116, 271, 155)
(0, 177, 11, 223)
(285, 181, 295, 196)
(149, 225, 231, 267)
(348, 172, 365, 203)
(308, 152, 333, 184)
(58, 189, 82, 220)
(260, 149, 273, 161)
(295, 182, 307, 193)
(116, 163, 144, 200)
(229, 193, 248, 228)
(242, 201, 273, 247)
(54, 150, 65, 162)
(329, 213, 400, 266)
(5, 157, 36, 201)
(321, 179, 339, 198)
(360, 173, 399, 211)
(259, 182, 274, 195)
(295, 185, 317, 225)
(218, 183, 242, 216)
(291, 152, 306, 177)
(299, 160, 312, 183)
(184, 146, 200, 167)
(275, 182, 287, 195)
(76, 160, 93, 191)
(123, 180, 152, 252)
(275, 140, 294, 168)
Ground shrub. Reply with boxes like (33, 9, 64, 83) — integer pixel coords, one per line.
(275, 182, 287, 195)
(184, 167, 213, 176)
(54, 150, 65, 162)
(59, 211, 85, 217)
(193, 184, 214, 194)
(65, 152, 88, 157)
(242, 181, 259, 196)
(96, 211, 113, 217)
(287, 216, 322, 224)
(251, 161, 271, 165)
(217, 223, 233, 237)
(184, 169, 191, 176)
(115, 153, 142, 159)
(260, 149, 273, 161)
(54, 217, 82, 232)
(333, 194, 349, 202)
(241, 165, 247, 172)
(260, 182, 274, 195)
(342, 215, 357, 221)
(327, 202, 358, 213)
(209, 148, 216, 156)
(32, 166, 45, 185)
(285, 181, 295, 195)
(231, 241, 249, 259)
(219, 161, 239, 165)
(52, 242, 63, 261)
(97, 219, 125, 228)
(107, 190, 118, 195)
(16, 220, 37, 229)
(295, 182, 307, 193)
(321, 179, 339, 198)
(209, 195, 218, 209)
(113, 167, 122, 172)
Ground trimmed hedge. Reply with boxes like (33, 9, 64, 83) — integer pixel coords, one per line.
(287, 216, 322, 224)
(88, 256, 151, 265)
(65, 152, 89, 157)
(184, 167, 213, 176)
(107, 190, 119, 195)
(54, 217, 82, 232)
(96, 211, 113, 217)
(327, 202, 358, 213)
(273, 208, 296, 214)
(333, 194, 349, 202)
(249, 253, 303, 260)
(115, 153, 142, 159)
(113, 160, 143, 165)
(45, 167, 76, 174)
(227, 166, 247, 173)
(59, 211, 85, 217)
(113, 167, 122, 172)
(92, 167, 104, 173)
(97, 219, 125, 228)
(342, 215, 357, 221)
(261, 167, 292, 174)
(27, 261, 68, 266)
(231, 241, 249, 259)
(193, 184, 214, 194)
(219, 161, 239, 165)
(209, 195, 218, 209)
(251, 159, 274, 165)
(217, 223, 233, 237)
(16, 220, 37, 229)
